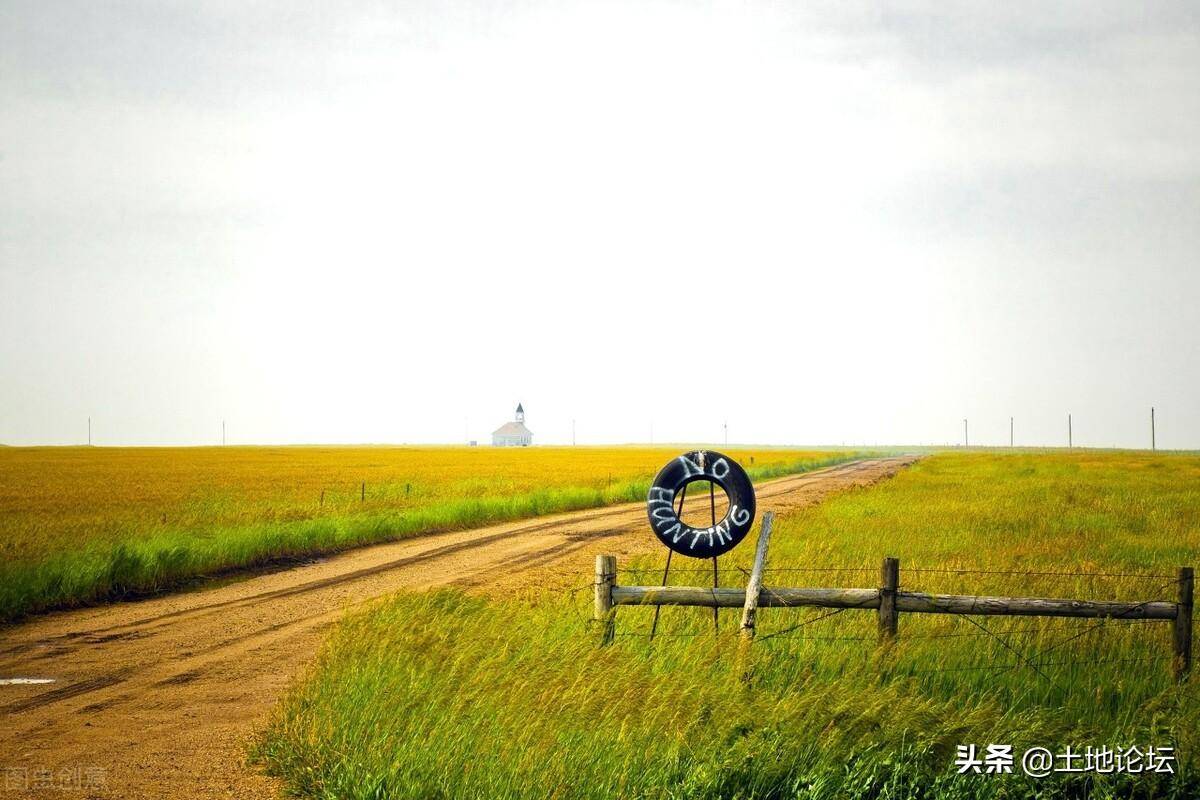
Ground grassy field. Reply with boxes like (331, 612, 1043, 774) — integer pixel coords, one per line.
(0, 445, 855, 621)
(256, 451, 1200, 799)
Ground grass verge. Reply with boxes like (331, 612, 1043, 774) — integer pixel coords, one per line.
(255, 452, 1200, 799)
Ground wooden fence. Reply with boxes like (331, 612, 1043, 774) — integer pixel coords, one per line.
(592, 515, 1194, 680)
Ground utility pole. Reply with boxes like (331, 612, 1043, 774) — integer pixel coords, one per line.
(1151, 407, 1156, 451)
(222, 420, 226, 446)
(88, 416, 91, 446)
(1068, 414, 1073, 448)
(1010, 416, 1014, 448)
(572, 418, 576, 446)
(723, 420, 728, 446)
(963, 418, 968, 448)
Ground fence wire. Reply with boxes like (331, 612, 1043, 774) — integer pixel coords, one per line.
(621, 564, 1177, 579)
(571, 559, 1188, 688)
(904, 653, 1169, 676)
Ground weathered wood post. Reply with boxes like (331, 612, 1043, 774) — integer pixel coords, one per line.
(739, 512, 775, 639)
(594, 555, 616, 646)
(737, 513, 775, 683)
(879, 557, 899, 643)
(1175, 566, 1194, 680)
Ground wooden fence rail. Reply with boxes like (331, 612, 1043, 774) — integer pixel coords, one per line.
(594, 555, 1195, 680)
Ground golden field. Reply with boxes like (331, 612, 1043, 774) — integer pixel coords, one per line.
(0, 445, 856, 620)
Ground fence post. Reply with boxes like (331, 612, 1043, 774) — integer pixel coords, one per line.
(1175, 566, 1194, 680)
(879, 557, 899, 643)
(740, 512, 775, 639)
(594, 555, 616, 646)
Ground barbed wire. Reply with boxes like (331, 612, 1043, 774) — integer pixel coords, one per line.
(588, 612, 1167, 648)
(951, 612, 1058, 686)
(903, 567, 1175, 579)
(566, 610, 1174, 688)
(1028, 576, 1181, 665)
(758, 567, 877, 573)
(592, 624, 1167, 651)
(754, 633, 875, 643)
(618, 568, 727, 577)
(619, 566, 1178, 580)
(708, 617, 1164, 643)
(899, 618, 1161, 639)
(905, 653, 1168, 676)
(754, 607, 850, 642)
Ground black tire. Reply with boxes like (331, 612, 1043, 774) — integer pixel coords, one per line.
(645, 450, 756, 559)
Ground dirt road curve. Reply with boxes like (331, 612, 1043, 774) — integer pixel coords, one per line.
(0, 457, 915, 799)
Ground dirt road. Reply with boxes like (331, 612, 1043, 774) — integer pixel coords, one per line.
(0, 457, 915, 799)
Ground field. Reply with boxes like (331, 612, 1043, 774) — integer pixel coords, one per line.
(255, 452, 1200, 799)
(0, 445, 856, 621)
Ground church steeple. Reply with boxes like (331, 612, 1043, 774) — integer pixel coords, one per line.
(515, 403, 525, 423)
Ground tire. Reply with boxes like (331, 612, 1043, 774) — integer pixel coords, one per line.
(645, 450, 756, 559)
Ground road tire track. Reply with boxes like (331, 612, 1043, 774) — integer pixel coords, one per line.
(0, 456, 916, 799)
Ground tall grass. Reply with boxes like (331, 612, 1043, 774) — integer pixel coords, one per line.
(256, 452, 1200, 799)
(0, 449, 864, 622)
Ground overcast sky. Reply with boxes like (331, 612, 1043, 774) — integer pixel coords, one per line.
(1, 1, 1197, 448)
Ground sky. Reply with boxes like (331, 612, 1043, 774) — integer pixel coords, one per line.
(1, 1, 1198, 448)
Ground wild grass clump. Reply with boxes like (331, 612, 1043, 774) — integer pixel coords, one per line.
(257, 452, 1200, 799)
(0, 446, 864, 621)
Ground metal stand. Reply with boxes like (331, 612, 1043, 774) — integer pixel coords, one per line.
(710, 481, 719, 633)
(649, 484, 688, 639)
(649, 482, 721, 638)
(649, 550, 672, 639)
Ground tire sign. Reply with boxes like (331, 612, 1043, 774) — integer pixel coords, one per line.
(645, 450, 756, 559)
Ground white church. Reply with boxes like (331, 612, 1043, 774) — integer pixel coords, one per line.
(492, 403, 533, 447)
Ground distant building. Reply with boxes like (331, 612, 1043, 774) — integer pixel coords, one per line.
(492, 403, 533, 447)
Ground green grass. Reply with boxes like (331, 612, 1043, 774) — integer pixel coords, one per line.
(255, 452, 1200, 799)
(0, 449, 863, 622)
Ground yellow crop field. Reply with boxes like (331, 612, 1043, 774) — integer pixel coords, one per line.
(0, 445, 857, 620)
